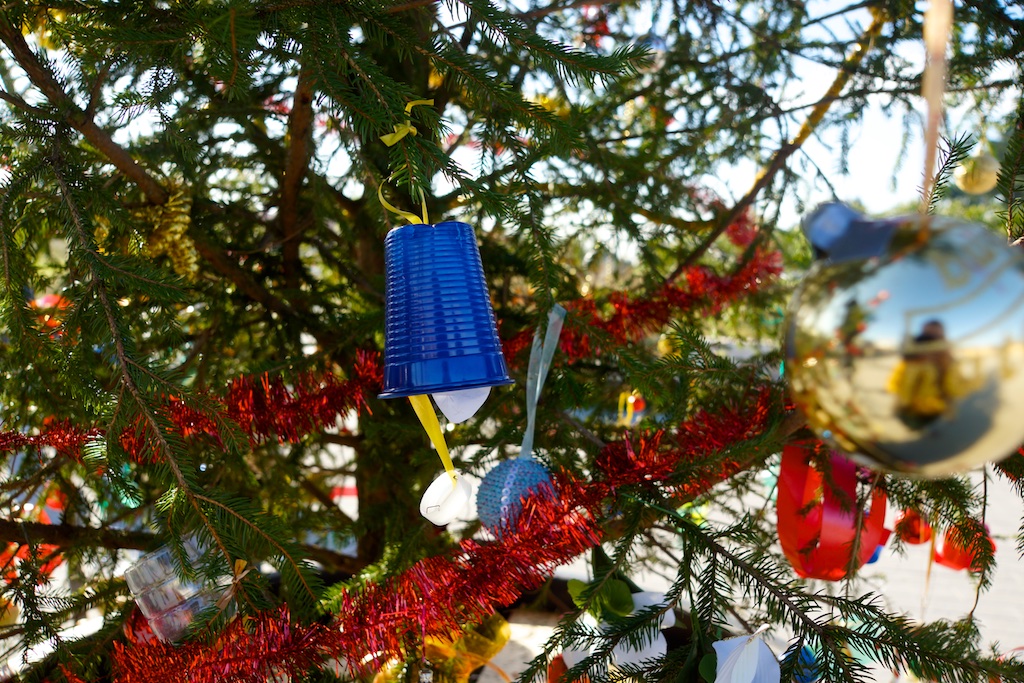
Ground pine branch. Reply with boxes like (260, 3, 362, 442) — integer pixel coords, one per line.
(48, 147, 241, 599)
(667, 8, 887, 279)
(0, 15, 169, 205)
(193, 493, 325, 606)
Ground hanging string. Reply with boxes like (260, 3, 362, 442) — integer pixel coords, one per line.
(519, 305, 566, 461)
(920, 0, 953, 224)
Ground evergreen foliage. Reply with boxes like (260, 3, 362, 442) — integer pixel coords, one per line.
(0, 1, 1021, 682)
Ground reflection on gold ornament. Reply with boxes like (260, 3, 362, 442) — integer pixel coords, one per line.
(954, 151, 1000, 195)
(21, 8, 66, 51)
(787, 210, 1024, 477)
(656, 333, 676, 357)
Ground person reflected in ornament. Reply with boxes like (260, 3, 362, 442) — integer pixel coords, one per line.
(887, 320, 971, 428)
(837, 297, 869, 370)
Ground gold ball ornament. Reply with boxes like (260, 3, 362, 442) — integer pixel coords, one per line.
(954, 152, 1000, 195)
(786, 204, 1024, 477)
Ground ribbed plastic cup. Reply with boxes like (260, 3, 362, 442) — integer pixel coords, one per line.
(379, 221, 513, 399)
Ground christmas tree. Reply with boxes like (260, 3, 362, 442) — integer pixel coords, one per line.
(0, 1, 1023, 682)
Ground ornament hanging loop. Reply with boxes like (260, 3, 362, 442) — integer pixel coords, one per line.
(520, 305, 566, 461)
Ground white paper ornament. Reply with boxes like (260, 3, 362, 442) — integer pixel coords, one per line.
(432, 387, 491, 424)
(419, 470, 473, 526)
(562, 592, 675, 670)
(713, 627, 781, 683)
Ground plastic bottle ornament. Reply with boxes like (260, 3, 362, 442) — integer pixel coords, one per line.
(476, 457, 554, 534)
(896, 509, 933, 545)
(561, 611, 600, 670)
(933, 525, 995, 572)
(420, 470, 473, 526)
(713, 626, 781, 683)
(777, 444, 888, 580)
(610, 593, 671, 667)
(378, 221, 512, 402)
(124, 540, 231, 643)
(611, 632, 667, 669)
(786, 203, 1024, 477)
(954, 150, 1000, 195)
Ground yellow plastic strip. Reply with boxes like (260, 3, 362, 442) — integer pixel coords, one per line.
(379, 99, 435, 147)
(378, 182, 424, 225)
(409, 394, 457, 483)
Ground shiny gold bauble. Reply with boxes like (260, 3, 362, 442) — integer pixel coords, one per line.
(786, 214, 1024, 477)
(954, 152, 1000, 195)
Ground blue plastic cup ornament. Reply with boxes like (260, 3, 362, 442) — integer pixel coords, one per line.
(378, 221, 513, 399)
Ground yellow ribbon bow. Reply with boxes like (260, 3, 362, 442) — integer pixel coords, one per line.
(379, 99, 435, 147)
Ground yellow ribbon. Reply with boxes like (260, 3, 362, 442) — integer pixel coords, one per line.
(378, 180, 429, 225)
(377, 98, 434, 225)
(379, 99, 435, 147)
(409, 394, 457, 484)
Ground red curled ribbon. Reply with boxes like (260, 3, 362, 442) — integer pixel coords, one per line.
(777, 443, 888, 580)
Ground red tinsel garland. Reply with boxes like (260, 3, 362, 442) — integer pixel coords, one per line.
(111, 389, 775, 683)
(503, 215, 782, 362)
(0, 351, 381, 464)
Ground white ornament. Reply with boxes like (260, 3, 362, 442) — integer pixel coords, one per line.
(432, 387, 491, 424)
(712, 626, 781, 683)
(419, 470, 473, 526)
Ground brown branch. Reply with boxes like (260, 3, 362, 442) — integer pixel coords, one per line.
(0, 518, 156, 551)
(279, 66, 316, 291)
(0, 518, 365, 574)
(0, 18, 168, 205)
(189, 231, 295, 317)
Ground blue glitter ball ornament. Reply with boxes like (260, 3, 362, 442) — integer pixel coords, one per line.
(476, 457, 554, 534)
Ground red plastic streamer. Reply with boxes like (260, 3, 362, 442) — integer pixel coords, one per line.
(776, 443, 888, 581)
(111, 389, 776, 683)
